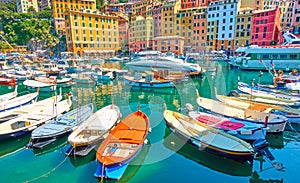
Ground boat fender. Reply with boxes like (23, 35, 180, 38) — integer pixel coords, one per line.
(264, 116, 269, 127)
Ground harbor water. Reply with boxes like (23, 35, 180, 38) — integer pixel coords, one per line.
(0, 62, 299, 183)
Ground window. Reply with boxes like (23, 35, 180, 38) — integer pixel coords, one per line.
(280, 54, 288, 59)
(263, 33, 266, 38)
(262, 54, 269, 59)
(290, 54, 297, 59)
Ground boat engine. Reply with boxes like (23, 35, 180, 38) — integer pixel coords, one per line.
(253, 138, 285, 172)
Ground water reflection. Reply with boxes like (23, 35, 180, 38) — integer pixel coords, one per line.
(163, 128, 253, 177)
(0, 134, 30, 157)
(32, 136, 68, 156)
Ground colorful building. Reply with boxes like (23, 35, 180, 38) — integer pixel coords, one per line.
(118, 15, 129, 52)
(152, 2, 163, 37)
(152, 36, 184, 56)
(41, 0, 51, 11)
(176, 8, 196, 52)
(292, 1, 300, 36)
(206, 0, 240, 53)
(52, 0, 97, 35)
(180, 0, 210, 9)
(234, 8, 253, 49)
(263, 0, 292, 28)
(192, 6, 207, 52)
(16, 0, 39, 13)
(240, 0, 263, 10)
(130, 16, 154, 52)
(162, 3, 176, 37)
(64, 9, 119, 57)
(251, 7, 282, 46)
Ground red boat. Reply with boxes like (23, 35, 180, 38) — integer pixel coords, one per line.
(0, 76, 16, 86)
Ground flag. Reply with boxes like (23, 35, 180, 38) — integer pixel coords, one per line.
(260, 59, 262, 63)
(270, 60, 274, 68)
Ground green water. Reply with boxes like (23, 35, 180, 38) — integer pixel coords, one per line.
(0, 62, 299, 183)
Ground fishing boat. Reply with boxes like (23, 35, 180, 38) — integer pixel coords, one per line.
(0, 76, 16, 86)
(28, 103, 94, 148)
(0, 95, 72, 140)
(163, 110, 254, 161)
(229, 90, 300, 107)
(0, 90, 39, 113)
(197, 96, 287, 133)
(23, 79, 57, 92)
(0, 94, 62, 124)
(66, 104, 120, 156)
(233, 32, 300, 71)
(188, 111, 266, 141)
(94, 107, 150, 179)
(216, 95, 300, 131)
(0, 85, 18, 103)
(238, 81, 300, 101)
(123, 74, 175, 88)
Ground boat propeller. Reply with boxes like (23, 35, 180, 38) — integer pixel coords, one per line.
(253, 138, 285, 172)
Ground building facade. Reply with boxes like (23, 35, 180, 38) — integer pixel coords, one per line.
(263, 0, 292, 28)
(64, 9, 119, 57)
(16, 0, 39, 13)
(251, 7, 282, 46)
(152, 36, 184, 56)
(130, 16, 154, 52)
(152, 2, 163, 37)
(52, 0, 97, 35)
(192, 6, 207, 52)
(206, 0, 240, 53)
(41, 0, 51, 11)
(234, 8, 253, 49)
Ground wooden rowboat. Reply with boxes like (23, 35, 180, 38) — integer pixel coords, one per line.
(163, 110, 254, 161)
(188, 111, 266, 141)
(0, 85, 17, 103)
(0, 90, 39, 113)
(67, 104, 120, 156)
(197, 96, 287, 133)
(216, 95, 300, 131)
(0, 96, 72, 141)
(94, 107, 149, 179)
(29, 103, 94, 148)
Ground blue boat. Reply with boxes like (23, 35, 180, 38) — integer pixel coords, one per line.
(123, 74, 175, 88)
(28, 103, 94, 148)
(94, 108, 150, 179)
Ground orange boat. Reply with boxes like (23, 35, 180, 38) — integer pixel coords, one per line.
(94, 107, 149, 180)
(0, 76, 16, 86)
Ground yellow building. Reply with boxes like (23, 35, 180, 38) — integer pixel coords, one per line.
(240, 0, 263, 10)
(52, 0, 97, 35)
(130, 16, 154, 51)
(161, 3, 176, 37)
(263, 0, 291, 28)
(234, 8, 254, 49)
(64, 9, 119, 57)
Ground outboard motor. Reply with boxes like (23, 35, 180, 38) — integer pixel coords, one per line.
(253, 138, 285, 172)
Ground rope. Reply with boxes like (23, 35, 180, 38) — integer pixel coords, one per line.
(23, 147, 74, 183)
(100, 161, 105, 183)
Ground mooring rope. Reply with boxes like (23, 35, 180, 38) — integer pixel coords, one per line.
(23, 147, 74, 183)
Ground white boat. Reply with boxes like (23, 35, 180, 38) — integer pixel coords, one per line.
(197, 96, 287, 133)
(234, 32, 300, 71)
(34, 76, 73, 87)
(0, 86, 18, 103)
(0, 90, 39, 113)
(125, 57, 203, 75)
(29, 103, 94, 148)
(188, 111, 266, 141)
(0, 95, 72, 140)
(238, 82, 300, 101)
(216, 95, 300, 130)
(0, 94, 63, 123)
(67, 104, 120, 156)
(164, 110, 254, 161)
(23, 79, 57, 92)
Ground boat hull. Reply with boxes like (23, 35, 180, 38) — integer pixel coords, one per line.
(94, 147, 142, 179)
(29, 129, 72, 148)
(166, 123, 253, 161)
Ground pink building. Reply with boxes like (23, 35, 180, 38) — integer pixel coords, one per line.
(152, 36, 184, 56)
(292, 1, 300, 37)
(152, 2, 163, 37)
(118, 16, 129, 51)
(251, 7, 282, 46)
